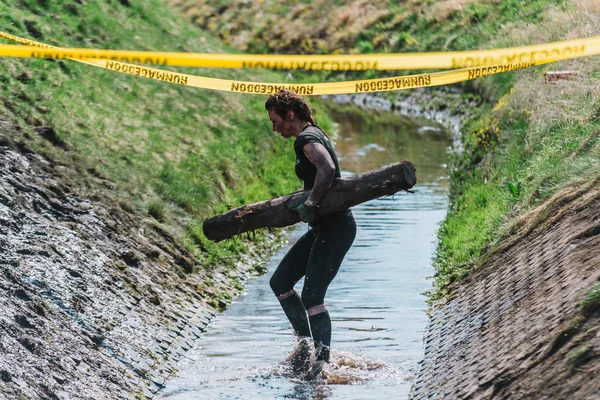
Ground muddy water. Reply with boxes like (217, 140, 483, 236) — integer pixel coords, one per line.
(158, 104, 452, 400)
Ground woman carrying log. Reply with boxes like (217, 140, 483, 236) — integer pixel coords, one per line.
(265, 89, 356, 377)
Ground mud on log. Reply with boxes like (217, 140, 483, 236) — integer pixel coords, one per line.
(203, 161, 417, 242)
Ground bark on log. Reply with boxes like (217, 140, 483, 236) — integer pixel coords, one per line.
(203, 161, 417, 242)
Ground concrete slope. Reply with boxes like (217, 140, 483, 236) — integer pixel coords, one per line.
(413, 187, 600, 399)
(0, 122, 264, 400)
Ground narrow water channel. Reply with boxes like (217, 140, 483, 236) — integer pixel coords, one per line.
(158, 102, 452, 400)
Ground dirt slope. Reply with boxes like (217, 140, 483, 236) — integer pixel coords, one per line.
(412, 185, 600, 399)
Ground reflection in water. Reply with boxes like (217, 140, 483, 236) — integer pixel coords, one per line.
(157, 103, 453, 399)
(326, 102, 451, 186)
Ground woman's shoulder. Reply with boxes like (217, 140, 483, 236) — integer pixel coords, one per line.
(297, 126, 325, 145)
(302, 125, 324, 136)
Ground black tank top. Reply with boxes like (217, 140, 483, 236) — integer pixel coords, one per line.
(294, 126, 341, 190)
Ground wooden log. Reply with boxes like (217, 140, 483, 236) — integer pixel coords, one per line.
(544, 70, 578, 83)
(203, 160, 417, 242)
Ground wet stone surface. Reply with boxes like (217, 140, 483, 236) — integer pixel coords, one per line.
(412, 190, 600, 399)
(0, 124, 267, 399)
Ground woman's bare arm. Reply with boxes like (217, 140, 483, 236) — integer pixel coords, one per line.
(303, 142, 335, 206)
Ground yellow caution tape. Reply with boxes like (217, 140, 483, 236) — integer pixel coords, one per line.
(0, 31, 581, 95)
(1, 31, 599, 70)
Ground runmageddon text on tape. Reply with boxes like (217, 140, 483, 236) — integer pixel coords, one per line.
(0, 32, 577, 95)
(1, 30, 599, 70)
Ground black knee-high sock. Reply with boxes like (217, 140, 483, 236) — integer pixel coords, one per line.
(309, 311, 332, 362)
(279, 292, 311, 338)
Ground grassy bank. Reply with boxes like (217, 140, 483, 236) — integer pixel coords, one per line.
(168, 0, 555, 54)
(0, 0, 334, 272)
(168, 0, 600, 297)
(432, 1, 600, 295)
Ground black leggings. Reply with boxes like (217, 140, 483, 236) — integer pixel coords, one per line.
(270, 211, 356, 361)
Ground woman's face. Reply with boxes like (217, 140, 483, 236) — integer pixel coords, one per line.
(267, 109, 293, 139)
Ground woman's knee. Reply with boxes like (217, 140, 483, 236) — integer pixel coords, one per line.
(301, 292, 324, 310)
(269, 275, 282, 294)
(270, 274, 294, 296)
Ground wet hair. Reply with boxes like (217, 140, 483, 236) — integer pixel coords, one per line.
(265, 89, 316, 124)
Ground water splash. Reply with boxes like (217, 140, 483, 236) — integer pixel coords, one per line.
(269, 338, 410, 387)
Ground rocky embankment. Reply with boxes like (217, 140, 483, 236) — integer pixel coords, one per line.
(412, 184, 600, 399)
(0, 121, 270, 399)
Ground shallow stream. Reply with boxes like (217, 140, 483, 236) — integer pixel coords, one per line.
(158, 103, 452, 400)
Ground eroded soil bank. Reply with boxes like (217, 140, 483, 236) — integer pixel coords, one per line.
(0, 121, 273, 400)
(412, 185, 600, 399)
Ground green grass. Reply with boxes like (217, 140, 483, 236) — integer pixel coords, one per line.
(169, 0, 564, 89)
(566, 347, 593, 368)
(169, 0, 560, 55)
(0, 0, 333, 268)
(434, 74, 600, 295)
(581, 283, 600, 317)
